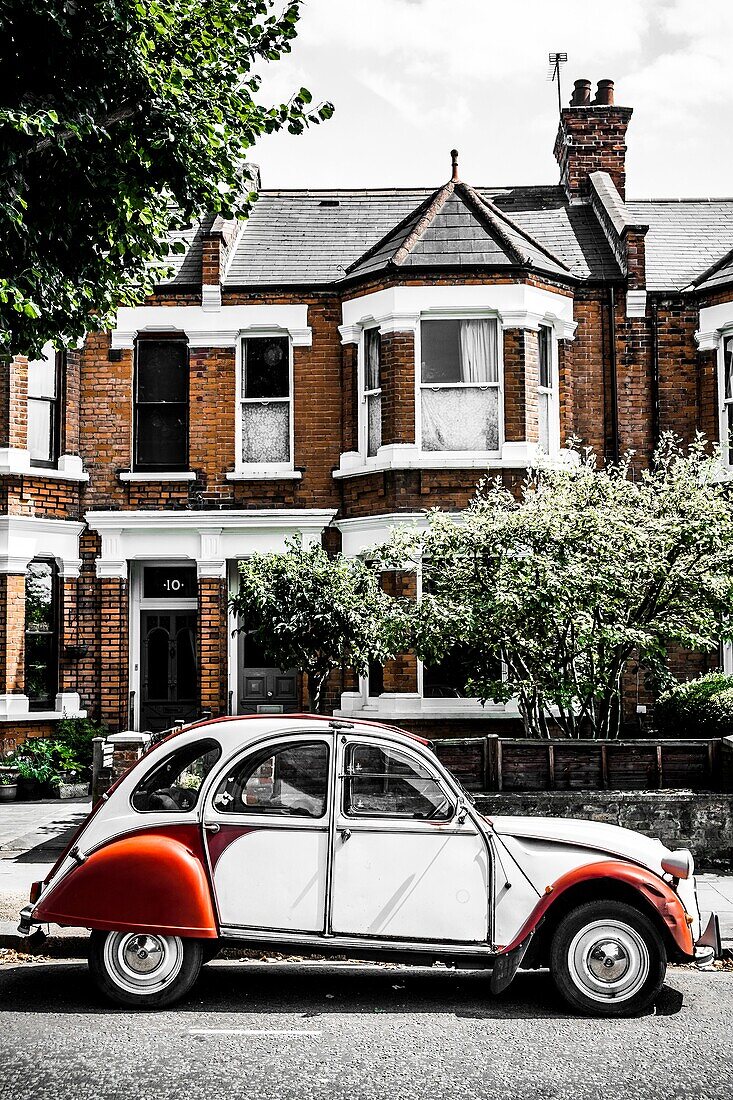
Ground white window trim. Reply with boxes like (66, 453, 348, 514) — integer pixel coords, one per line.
(359, 325, 382, 460)
(719, 332, 733, 468)
(537, 322, 561, 456)
(415, 312, 504, 461)
(234, 331, 295, 478)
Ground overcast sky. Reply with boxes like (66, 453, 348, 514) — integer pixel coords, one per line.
(252, 0, 733, 198)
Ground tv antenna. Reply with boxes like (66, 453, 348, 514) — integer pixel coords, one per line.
(547, 52, 568, 114)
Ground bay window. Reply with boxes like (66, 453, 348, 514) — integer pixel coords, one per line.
(363, 328, 382, 457)
(25, 559, 58, 710)
(27, 345, 61, 467)
(724, 336, 733, 465)
(134, 337, 189, 471)
(240, 335, 292, 465)
(420, 318, 500, 452)
(538, 324, 553, 452)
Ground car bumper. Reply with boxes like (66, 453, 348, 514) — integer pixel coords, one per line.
(694, 912, 722, 967)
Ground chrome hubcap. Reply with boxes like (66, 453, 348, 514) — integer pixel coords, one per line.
(104, 932, 184, 996)
(567, 920, 649, 1003)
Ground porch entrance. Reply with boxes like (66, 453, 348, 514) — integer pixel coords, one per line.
(140, 610, 198, 732)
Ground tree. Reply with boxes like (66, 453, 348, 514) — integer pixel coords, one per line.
(230, 537, 397, 714)
(0, 0, 333, 356)
(379, 436, 733, 739)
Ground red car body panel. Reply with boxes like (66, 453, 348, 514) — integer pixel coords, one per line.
(33, 825, 218, 939)
(501, 859, 695, 957)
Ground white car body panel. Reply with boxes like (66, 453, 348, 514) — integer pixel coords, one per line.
(213, 829, 328, 932)
(331, 828, 488, 941)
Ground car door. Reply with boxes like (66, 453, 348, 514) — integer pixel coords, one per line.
(202, 733, 332, 933)
(330, 734, 489, 943)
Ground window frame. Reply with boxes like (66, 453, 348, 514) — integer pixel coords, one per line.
(236, 332, 295, 474)
(24, 557, 59, 711)
(133, 335, 190, 473)
(27, 346, 62, 469)
(341, 740, 454, 822)
(721, 333, 733, 467)
(130, 738, 222, 815)
(537, 322, 558, 455)
(360, 325, 382, 459)
(415, 313, 504, 458)
(211, 735, 332, 823)
(212, 738, 330, 820)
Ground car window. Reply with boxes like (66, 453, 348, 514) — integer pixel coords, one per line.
(131, 738, 221, 813)
(213, 741, 329, 819)
(343, 743, 453, 820)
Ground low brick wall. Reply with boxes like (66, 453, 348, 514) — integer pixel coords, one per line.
(474, 789, 733, 870)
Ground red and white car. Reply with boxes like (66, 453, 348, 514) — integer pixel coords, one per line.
(19, 716, 719, 1014)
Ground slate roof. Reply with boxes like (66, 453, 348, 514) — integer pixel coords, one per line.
(344, 180, 571, 281)
(624, 199, 733, 292)
(218, 185, 621, 287)
(160, 185, 733, 294)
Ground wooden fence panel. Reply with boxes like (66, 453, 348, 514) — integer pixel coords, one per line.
(553, 743, 604, 790)
(500, 743, 549, 791)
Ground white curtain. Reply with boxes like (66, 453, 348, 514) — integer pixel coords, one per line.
(459, 320, 498, 384)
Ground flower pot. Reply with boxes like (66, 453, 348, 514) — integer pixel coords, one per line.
(0, 782, 17, 802)
(63, 643, 88, 661)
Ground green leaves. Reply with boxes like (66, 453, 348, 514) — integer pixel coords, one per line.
(379, 436, 733, 739)
(230, 537, 399, 714)
(0, 0, 332, 355)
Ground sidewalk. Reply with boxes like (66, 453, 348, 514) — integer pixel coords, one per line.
(0, 799, 731, 954)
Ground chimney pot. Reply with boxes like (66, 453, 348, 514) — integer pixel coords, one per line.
(450, 148, 459, 182)
(570, 79, 592, 107)
(594, 79, 615, 106)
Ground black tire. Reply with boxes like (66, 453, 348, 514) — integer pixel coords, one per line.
(550, 899, 667, 1017)
(201, 940, 221, 965)
(88, 930, 203, 1008)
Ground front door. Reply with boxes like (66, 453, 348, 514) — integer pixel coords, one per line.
(330, 735, 489, 942)
(238, 630, 298, 713)
(203, 734, 332, 932)
(140, 611, 198, 732)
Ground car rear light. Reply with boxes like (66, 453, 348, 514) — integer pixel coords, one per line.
(29, 881, 43, 903)
(661, 849, 694, 880)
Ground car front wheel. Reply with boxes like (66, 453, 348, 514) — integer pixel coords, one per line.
(89, 930, 203, 1008)
(550, 900, 667, 1017)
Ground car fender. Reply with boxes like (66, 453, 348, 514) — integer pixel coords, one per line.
(32, 825, 218, 938)
(500, 859, 694, 957)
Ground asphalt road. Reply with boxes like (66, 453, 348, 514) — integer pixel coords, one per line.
(0, 959, 731, 1100)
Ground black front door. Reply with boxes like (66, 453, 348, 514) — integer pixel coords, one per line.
(238, 630, 298, 713)
(141, 611, 198, 732)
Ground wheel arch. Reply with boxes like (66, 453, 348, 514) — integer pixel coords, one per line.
(508, 861, 694, 967)
(33, 825, 218, 938)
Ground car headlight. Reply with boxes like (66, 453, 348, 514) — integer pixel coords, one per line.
(661, 849, 694, 880)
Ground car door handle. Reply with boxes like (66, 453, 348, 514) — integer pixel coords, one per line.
(339, 829, 352, 843)
(204, 823, 220, 834)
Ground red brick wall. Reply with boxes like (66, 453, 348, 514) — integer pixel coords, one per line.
(99, 577, 129, 730)
(0, 574, 25, 694)
(554, 105, 633, 200)
(198, 577, 228, 717)
(0, 356, 28, 450)
(381, 331, 416, 445)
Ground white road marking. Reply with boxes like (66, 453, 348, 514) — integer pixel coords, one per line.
(188, 1028, 322, 1036)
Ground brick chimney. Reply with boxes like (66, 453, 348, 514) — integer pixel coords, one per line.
(554, 78, 633, 201)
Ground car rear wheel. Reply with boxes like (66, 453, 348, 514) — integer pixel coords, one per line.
(89, 930, 203, 1008)
(550, 900, 667, 1017)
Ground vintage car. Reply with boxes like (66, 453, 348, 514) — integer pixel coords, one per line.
(19, 715, 720, 1014)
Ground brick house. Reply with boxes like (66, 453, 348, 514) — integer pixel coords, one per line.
(2, 76, 732, 743)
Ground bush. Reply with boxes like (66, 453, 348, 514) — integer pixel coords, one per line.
(655, 672, 733, 738)
(55, 717, 106, 772)
(11, 738, 83, 791)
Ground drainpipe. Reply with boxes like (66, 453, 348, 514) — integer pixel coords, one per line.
(651, 296, 660, 450)
(608, 286, 620, 463)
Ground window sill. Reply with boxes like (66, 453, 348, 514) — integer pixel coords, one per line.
(119, 471, 196, 482)
(336, 692, 522, 720)
(226, 469, 302, 481)
(0, 449, 89, 482)
(0, 708, 87, 723)
(333, 442, 569, 479)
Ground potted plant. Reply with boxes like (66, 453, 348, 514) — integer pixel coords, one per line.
(13, 738, 82, 800)
(0, 761, 19, 802)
